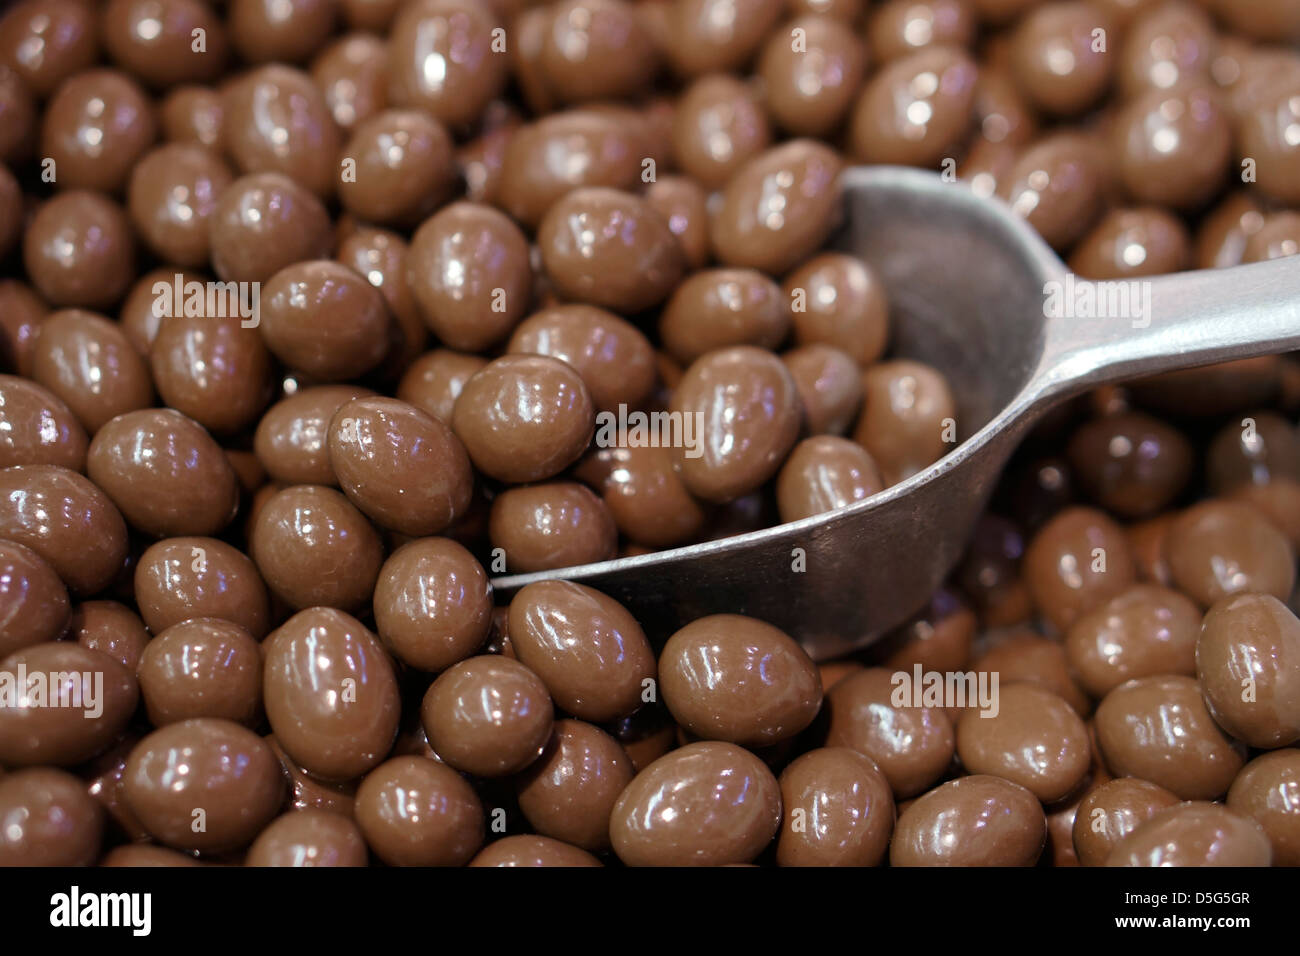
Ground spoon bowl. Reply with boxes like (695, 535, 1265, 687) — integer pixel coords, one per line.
(493, 166, 1300, 659)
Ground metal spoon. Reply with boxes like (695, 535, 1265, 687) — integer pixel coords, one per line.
(492, 166, 1300, 660)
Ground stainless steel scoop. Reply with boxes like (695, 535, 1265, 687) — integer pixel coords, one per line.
(492, 166, 1300, 660)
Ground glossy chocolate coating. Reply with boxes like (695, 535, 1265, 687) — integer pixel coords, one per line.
(406, 201, 532, 352)
(254, 386, 373, 486)
(247, 809, 369, 867)
(338, 110, 455, 226)
(0, 375, 87, 471)
(891, 775, 1046, 866)
(1197, 593, 1300, 748)
(209, 173, 333, 283)
(1106, 802, 1272, 867)
(451, 354, 594, 485)
(137, 618, 262, 727)
(1072, 776, 1181, 866)
(263, 607, 401, 781)
(387, 0, 507, 129)
(41, 68, 156, 195)
(102, 0, 228, 88)
(87, 408, 240, 537)
(1227, 749, 1300, 867)
(1064, 584, 1200, 698)
(223, 64, 340, 198)
(259, 260, 391, 382)
(575, 442, 708, 548)
(127, 143, 232, 267)
(23, 193, 136, 311)
(775, 747, 894, 866)
(1066, 411, 1193, 516)
(372, 537, 491, 672)
(712, 140, 843, 274)
(956, 682, 1091, 803)
(421, 655, 554, 776)
(516, 718, 634, 852)
(1165, 500, 1296, 606)
(671, 74, 770, 189)
(327, 397, 473, 536)
(229, 0, 337, 64)
(30, 309, 153, 434)
(1095, 674, 1245, 800)
(778, 434, 883, 522)
(311, 33, 389, 133)
(853, 359, 956, 486)
(538, 187, 685, 314)
(0, 541, 70, 655)
(1024, 506, 1137, 633)
(0, 464, 129, 596)
(509, 305, 656, 414)
(660, 268, 790, 365)
(670, 346, 802, 503)
(849, 46, 977, 167)
(825, 667, 955, 798)
(1069, 208, 1191, 280)
(123, 718, 284, 853)
(610, 740, 782, 866)
(0, 0, 98, 98)
(784, 253, 890, 366)
(469, 834, 602, 867)
(489, 482, 617, 573)
(0, 767, 103, 866)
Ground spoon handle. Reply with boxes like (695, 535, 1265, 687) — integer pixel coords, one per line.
(1033, 257, 1300, 399)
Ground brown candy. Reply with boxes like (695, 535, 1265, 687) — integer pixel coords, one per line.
(671, 74, 771, 189)
(1072, 776, 1181, 867)
(1010, 2, 1114, 116)
(263, 608, 400, 781)
(134, 536, 270, 639)
(338, 110, 455, 226)
(826, 667, 955, 798)
(852, 359, 956, 487)
(102, 0, 228, 88)
(124, 718, 284, 853)
(250, 484, 384, 613)
(1197, 593, 1300, 749)
(387, 0, 507, 129)
(489, 482, 617, 573)
(328, 396, 473, 536)
(784, 253, 890, 367)
(137, 618, 262, 727)
(782, 345, 864, 436)
(1227, 749, 1300, 867)
(670, 346, 802, 503)
(1000, 132, 1108, 251)
(849, 46, 977, 167)
(407, 202, 532, 352)
(421, 655, 554, 777)
(396, 350, 485, 424)
(260, 260, 391, 382)
(354, 755, 484, 866)
(538, 0, 658, 104)
(209, 173, 333, 283)
(30, 309, 153, 434)
(0, 374, 87, 471)
(538, 187, 685, 314)
(1112, 83, 1230, 210)
(127, 144, 233, 267)
(451, 355, 595, 485)
(87, 408, 239, 537)
(0, 641, 137, 767)
(516, 718, 635, 852)
(0, 0, 98, 98)
(246, 810, 368, 867)
(1095, 674, 1245, 800)
(469, 834, 602, 867)
(23, 193, 136, 311)
(0, 464, 129, 596)
(1024, 506, 1137, 633)
(1069, 208, 1191, 280)
(712, 140, 843, 275)
(659, 269, 791, 366)
(956, 682, 1091, 803)
(41, 69, 156, 195)
(775, 747, 894, 867)
(0, 768, 103, 866)
(1165, 500, 1296, 606)
(159, 86, 225, 150)
(311, 33, 389, 133)
(1064, 584, 1201, 698)
(575, 442, 708, 548)
(229, 0, 336, 64)
(891, 775, 1046, 866)
(0, 541, 70, 656)
(1106, 802, 1272, 867)
(1117, 0, 1216, 97)
(777, 435, 884, 522)
(254, 385, 373, 486)
(150, 311, 273, 436)
(610, 740, 782, 866)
